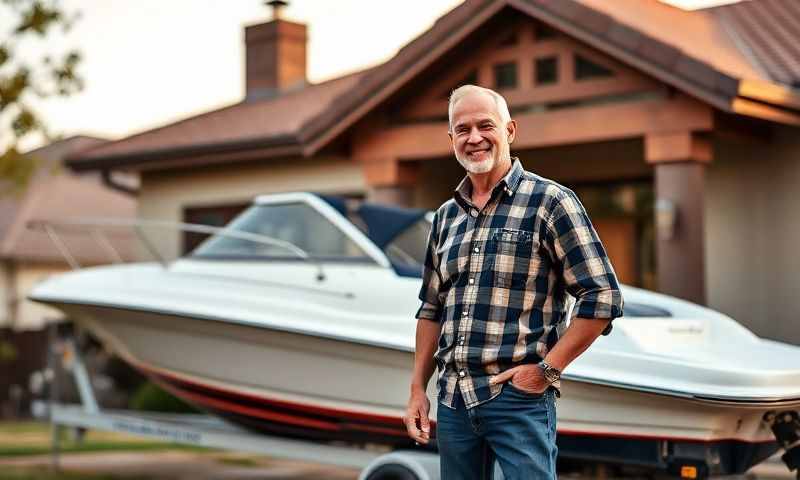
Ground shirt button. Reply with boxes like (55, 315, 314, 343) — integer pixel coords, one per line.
(458, 370, 466, 378)
(458, 336, 465, 345)
(462, 310, 468, 316)
(470, 209, 478, 218)
(473, 246, 480, 253)
(469, 278, 475, 285)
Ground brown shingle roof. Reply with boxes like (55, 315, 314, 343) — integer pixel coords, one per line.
(70, 69, 371, 170)
(5, 137, 137, 264)
(708, 0, 800, 88)
(578, 0, 766, 82)
(68, 0, 800, 172)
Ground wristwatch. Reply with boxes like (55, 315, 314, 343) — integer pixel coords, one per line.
(538, 361, 561, 384)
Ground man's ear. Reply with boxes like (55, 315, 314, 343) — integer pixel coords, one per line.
(506, 120, 517, 144)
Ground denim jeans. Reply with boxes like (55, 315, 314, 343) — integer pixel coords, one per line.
(437, 382, 558, 480)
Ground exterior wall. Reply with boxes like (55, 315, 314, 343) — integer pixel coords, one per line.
(0, 261, 70, 331)
(0, 263, 10, 327)
(138, 156, 366, 260)
(705, 125, 800, 344)
(12, 262, 70, 330)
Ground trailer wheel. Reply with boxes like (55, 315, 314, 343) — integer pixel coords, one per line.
(364, 463, 420, 480)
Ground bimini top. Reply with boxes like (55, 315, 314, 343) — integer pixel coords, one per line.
(317, 194, 428, 249)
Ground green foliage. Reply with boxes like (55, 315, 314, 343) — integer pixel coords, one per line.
(0, 146, 38, 195)
(0, 338, 17, 363)
(0, 0, 83, 189)
(129, 382, 200, 414)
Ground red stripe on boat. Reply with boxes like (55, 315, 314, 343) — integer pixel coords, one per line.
(155, 378, 341, 432)
(132, 359, 409, 427)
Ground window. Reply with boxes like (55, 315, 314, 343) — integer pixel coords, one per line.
(535, 56, 559, 85)
(536, 23, 557, 40)
(190, 202, 369, 260)
(493, 62, 517, 90)
(574, 54, 614, 80)
(183, 203, 248, 254)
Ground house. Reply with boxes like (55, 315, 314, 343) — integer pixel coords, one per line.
(65, 0, 800, 344)
(0, 136, 137, 417)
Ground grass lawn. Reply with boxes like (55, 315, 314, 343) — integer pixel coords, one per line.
(0, 467, 158, 480)
(0, 421, 209, 457)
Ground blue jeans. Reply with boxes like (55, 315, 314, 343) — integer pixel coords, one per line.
(436, 383, 558, 480)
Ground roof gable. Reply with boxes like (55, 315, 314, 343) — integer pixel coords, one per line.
(68, 0, 800, 172)
(387, 14, 663, 124)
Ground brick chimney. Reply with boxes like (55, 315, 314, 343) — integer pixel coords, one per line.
(244, 0, 307, 101)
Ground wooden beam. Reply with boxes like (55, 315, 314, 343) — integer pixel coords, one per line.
(654, 162, 707, 305)
(645, 131, 711, 165)
(360, 157, 420, 188)
(738, 79, 800, 111)
(353, 96, 712, 161)
(732, 97, 800, 127)
(304, 0, 508, 157)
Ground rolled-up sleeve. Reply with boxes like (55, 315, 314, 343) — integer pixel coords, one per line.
(545, 189, 623, 334)
(416, 212, 443, 322)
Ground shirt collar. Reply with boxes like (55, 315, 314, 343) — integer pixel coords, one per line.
(454, 157, 524, 210)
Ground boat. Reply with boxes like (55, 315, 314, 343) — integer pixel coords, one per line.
(27, 192, 800, 477)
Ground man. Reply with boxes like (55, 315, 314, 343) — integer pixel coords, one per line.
(403, 85, 624, 479)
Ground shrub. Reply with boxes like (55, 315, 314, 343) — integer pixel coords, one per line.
(129, 382, 199, 413)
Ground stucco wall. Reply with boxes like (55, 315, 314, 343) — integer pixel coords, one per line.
(0, 261, 70, 331)
(138, 156, 366, 260)
(14, 263, 70, 330)
(705, 126, 800, 344)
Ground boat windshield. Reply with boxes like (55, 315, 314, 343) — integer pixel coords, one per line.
(190, 202, 371, 261)
(381, 217, 431, 274)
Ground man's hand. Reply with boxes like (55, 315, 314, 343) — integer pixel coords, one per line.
(490, 364, 548, 394)
(403, 386, 431, 444)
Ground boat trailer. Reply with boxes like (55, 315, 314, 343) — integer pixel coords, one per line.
(36, 334, 444, 480)
(765, 410, 800, 479)
(35, 331, 799, 480)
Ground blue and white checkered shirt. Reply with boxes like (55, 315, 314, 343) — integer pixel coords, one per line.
(417, 159, 624, 409)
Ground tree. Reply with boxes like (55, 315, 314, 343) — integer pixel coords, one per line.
(0, 0, 82, 194)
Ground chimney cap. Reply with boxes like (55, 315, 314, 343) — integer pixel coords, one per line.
(266, 0, 289, 20)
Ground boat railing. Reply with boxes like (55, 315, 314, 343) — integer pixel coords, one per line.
(26, 217, 328, 280)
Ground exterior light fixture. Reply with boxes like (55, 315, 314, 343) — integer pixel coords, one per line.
(655, 198, 678, 240)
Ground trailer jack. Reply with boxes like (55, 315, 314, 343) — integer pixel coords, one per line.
(764, 410, 800, 479)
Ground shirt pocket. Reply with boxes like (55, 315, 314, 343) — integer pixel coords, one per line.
(487, 228, 535, 289)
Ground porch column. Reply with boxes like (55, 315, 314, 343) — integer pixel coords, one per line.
(360, 157, 420, 207)
(645, 132, 711, 305)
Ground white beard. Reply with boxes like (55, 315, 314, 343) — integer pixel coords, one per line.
(456, 153, 495, 174)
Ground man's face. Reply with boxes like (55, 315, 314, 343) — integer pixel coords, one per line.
(449, 92, 515, 175)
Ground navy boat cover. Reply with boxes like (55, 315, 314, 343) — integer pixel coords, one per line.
(317, 194, 427, 277)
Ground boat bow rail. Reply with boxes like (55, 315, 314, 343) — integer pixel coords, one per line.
(26, 217, 329, 281)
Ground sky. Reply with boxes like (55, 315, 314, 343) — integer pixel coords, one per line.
(7, 0, 740, 151)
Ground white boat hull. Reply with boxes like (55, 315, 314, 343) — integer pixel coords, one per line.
(41, 299, 794, 475)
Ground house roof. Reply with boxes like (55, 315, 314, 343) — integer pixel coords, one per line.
(68, 0, 800, 172)
(707, 0, 800, 88)
(69, 68, 371, 171)
(1, 136, 137, 264)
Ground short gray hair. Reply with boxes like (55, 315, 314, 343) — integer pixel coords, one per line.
(448, 85, 511, 132)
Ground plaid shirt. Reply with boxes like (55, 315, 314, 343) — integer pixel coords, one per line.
(417, 159, 623, 410)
